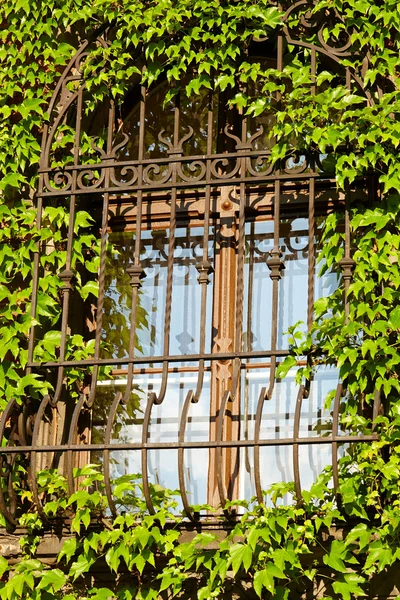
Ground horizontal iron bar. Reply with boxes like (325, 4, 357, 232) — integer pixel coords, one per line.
(39, 150, 273, 173)
(39, 172, 336, 197)
(0, 435, 378, 454)
(27, 349, 292, 369)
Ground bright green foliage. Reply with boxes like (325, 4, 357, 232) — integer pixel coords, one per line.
(2, 463, 400, 599)
(1, 0, 400, 598)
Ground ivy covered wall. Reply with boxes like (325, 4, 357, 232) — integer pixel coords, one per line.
(0, 0, 400, 598)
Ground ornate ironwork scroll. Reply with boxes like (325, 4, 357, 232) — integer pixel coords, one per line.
(0, 7, 381, 526)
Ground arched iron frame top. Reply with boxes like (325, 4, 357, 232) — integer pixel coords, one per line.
(0, 4, 381, 527)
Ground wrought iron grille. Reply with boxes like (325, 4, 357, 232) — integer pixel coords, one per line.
(0, 4, 381, 525)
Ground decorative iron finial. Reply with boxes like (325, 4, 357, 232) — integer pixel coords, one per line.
(58, 269, 75, 292)
(195, 260, 213, 285)
(338, 257, 355, 282)
(126, 264, 145, 288)
(267, 249, 285, 281)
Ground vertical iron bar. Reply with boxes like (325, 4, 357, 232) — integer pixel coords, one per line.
(231, 112, 247, 397)
(66, 394, 86, 495)
(307, 178, 315, 331)
(142, 93, 180, 515)
(216, 390, 233, 516)
(292, 47, 317, 503)
(52, 90, 83, 405)
(194, 93, 213, 401)
(104, 87, 146, 513)
(86, 101, 115, 408)
(155, 94, 180, 404)
(67, 101, 115, 493)
(254, 33, 285, 503)
(26, 194, 43, 373)
(254, 387, 267, 504)
(103, 391, 123, 517)
(30, 394, 52, 519)
(244, 222, 255, 476)
(141, 392, 157, 514)
(122, 85, 146, 403)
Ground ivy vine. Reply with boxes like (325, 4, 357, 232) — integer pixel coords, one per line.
(0, 0, 400, 598)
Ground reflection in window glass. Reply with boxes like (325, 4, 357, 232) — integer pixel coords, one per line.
(239, 365, 340, 503)
(96, 210, 341, 509)
(243, 218, 338, 351)
(103, 225, 214, 359)
(92, 371, 211, 513)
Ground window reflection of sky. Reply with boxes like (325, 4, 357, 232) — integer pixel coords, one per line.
(104, 226, 214, 358)
(96, 363, 340, 510)
(98, 215, 341, 510)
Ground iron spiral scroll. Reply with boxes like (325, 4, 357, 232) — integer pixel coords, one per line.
(0, 2, 382, 526)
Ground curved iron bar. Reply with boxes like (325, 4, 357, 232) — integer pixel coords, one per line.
(42, 88, 83, 173)
(30, 394, 54, 521)
(317, 22, 352, 56)
(282, 151, 310, 176)
(103, 391, 123, 518)
(284, 1, 352, 57)
(246, 154, 274, 178)
(46, 41, 89, 120)
(89, 137, 108, 161)
(109, 165, 138, 187)
(223, 125, 242, 147)
(157, 129, 173, 151)
(292, 382, 309, 503)
(110, 132, 130, 158)
(158, 126, 194, 154)
(177, 160, 207, 184)
(46, 35, 108, 122)
(66, 394, 87, 496)
(43, 170, 74, 195)
(177, 126, 194, 150)
(142, 162, 173, 185)
(372, 388, 381, 427)
(177, 390, 199, 521)
(252, 356, 278, 504)
(0, 400, 20, 525)
(76, 168, 106, 191)
(141, 392, 162, 515)
(254, 386, 268, 504)
(216, 390, 234, 518)
(331, 382, 343, 493)
(210, 157, 241, 181)
(283, 36, 372, 105)
(247, 125, 264, 147)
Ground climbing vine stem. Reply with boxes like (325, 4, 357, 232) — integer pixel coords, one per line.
(0, 0, 400, 598)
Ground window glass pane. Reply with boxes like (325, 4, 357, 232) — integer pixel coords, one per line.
(243, 217, 338, 351)
(103, 224, 214, 359)
(239, 365, 339, 503)
(91, 370, 211, 511)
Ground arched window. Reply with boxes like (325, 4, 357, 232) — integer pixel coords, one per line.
(0, 11, 380, 524)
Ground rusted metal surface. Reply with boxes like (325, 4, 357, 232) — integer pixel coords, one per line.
(0, 8, 381, 525)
